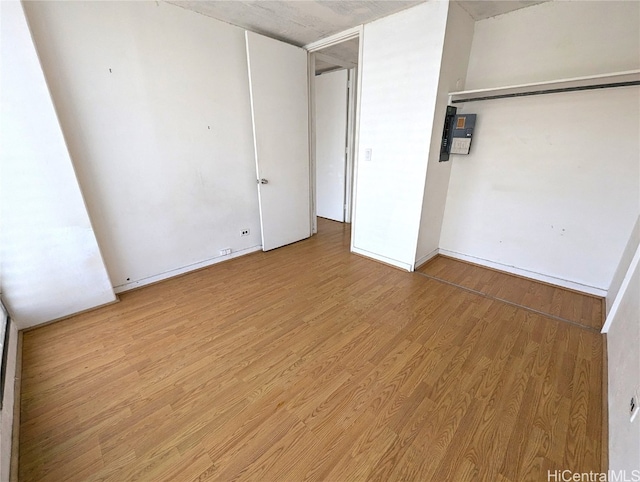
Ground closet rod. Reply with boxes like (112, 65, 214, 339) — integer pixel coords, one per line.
(451, 80, 640, 104)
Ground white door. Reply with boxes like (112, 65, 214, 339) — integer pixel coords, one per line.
(246, 31, 311, 251)
(315, 69, 348, 222)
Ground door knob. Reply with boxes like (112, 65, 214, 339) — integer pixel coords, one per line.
(258, 178, 269, 184)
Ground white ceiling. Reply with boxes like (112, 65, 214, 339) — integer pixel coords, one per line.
(458, 0, 546, 20)
(167, 1, 423, 47)
(315, 38, 359, 74)
(167, 0, 549, 68)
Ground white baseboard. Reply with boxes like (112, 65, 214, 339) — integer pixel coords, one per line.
(414, 248, 439, 270)
(351, 246, 413, 272)
(114, 245, 263, 293)
(438, 249, 607, 298)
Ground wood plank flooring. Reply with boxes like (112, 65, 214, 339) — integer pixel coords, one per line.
(418, 255, 604, 331)
(18, 218, 604, 481)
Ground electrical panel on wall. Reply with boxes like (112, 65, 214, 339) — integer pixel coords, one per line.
(440, 107, 477, 160)
(450, 114, 476, 155)
(439, 106, 457, 162)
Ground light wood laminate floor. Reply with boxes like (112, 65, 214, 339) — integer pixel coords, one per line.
(418, 255, 604, 331)
(19, 218, 604, 481)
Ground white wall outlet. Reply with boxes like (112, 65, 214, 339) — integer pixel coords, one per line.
(364, 148, 372, 162)
(219, 248, 231, 256)
(241, 229, 250, 236)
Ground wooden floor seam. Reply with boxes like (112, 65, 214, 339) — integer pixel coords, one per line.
(414, 270, 602, 335)
(418, 254, 604, 331)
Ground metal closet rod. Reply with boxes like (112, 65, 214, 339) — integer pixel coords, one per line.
(451, 80, 640, 104)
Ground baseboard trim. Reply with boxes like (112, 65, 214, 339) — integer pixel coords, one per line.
(113, 245, 263, 294)
(351, 247, 413, 272)
(438, 249, 607, 298)
(21, 298, 121, 333)
(414, 248, 439, 270)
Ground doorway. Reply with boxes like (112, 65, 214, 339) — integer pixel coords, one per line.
(309, 35, 360, 234)
(316, 68, 350, 222)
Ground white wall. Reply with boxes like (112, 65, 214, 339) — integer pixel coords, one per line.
(23, 1, 263, 292)
(439, 1, 640, 293)
(415, 2, 474, 267)
(0, 1, 116, 328)
(605, 246, 640, 472)
(352, 1, 449, 270)
(464, 1, 640, 90)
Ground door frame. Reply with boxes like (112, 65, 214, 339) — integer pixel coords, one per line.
(344, 67, 356, 224)
(305, 26, 363, 234)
